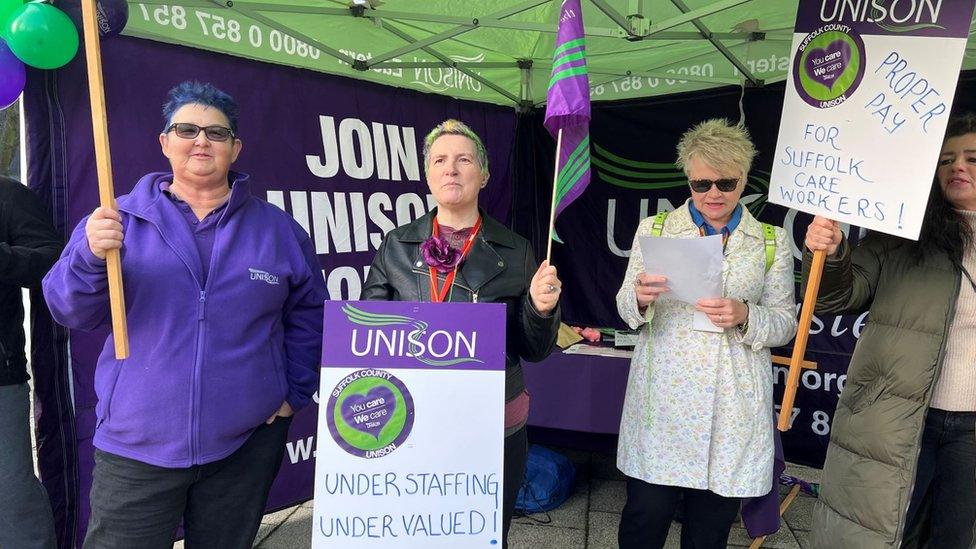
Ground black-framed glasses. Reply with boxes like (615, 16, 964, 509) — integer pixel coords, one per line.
(689, 178, 738, 193)
(166, 123, 235, 142)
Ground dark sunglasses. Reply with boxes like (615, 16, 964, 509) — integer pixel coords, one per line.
(166, 123, 235, 142)
(689, 178, 738, 193)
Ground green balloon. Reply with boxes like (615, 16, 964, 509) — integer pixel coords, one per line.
(5, 2, 79, 69)
(0, 0, 24, 32)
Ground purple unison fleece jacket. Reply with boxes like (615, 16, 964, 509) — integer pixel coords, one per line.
(43, 172, 326, 468)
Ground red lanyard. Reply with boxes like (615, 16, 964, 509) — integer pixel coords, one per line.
(429, 216, 482, 303)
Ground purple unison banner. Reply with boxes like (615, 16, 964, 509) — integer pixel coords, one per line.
(314, 301, 505, 548)
(24, 35, 516, 547)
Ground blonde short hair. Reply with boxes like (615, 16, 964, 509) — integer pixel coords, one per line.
(675, 118, 757, 179)
(422, 119, 489, 176)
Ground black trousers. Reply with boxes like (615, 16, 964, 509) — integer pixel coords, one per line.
(903, 409, 976, 549)
(502, 426, 529, 549)
(618, 477, 741, 549)
(83, 416, 292, 549)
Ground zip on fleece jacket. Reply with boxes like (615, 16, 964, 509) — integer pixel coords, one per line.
(123, 189, 214, 466)
(119, 182, 217, 466)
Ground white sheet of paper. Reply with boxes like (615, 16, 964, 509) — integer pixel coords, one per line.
(638, 234, 724, 333)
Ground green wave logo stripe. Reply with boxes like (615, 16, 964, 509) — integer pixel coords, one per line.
(341, 304, 483, 367)
(549, 66, 588, 89)
(557, 160, 589, 202)
(552, 50, 586, 72)
(592, 143, 686, 191)
(556, 136, 590, 200)
(591, 157, 685, 181)
(593, 143, 678, 170)
(744, 170, 771, 219)
(596, 171, 685, 190)
(549, 36, 587, 90)
(342, 304, 415, 326)
(553, 37, 585, 59)
(418, 357, 484, 366)
(877, 22, 944, 32)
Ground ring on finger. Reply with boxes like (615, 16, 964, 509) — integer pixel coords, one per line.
(546, 283, 557, 294)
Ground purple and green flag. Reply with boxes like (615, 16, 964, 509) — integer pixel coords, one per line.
(545, 0, 591, 243)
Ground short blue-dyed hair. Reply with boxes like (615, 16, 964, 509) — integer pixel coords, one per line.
(161, 81, 240, 136)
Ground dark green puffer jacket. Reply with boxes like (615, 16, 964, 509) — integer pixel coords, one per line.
(801, 234, 962, 549)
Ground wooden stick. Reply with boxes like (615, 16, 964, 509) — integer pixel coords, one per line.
(80, 0, 129, 359)
(545, 127, 563, 263)
(777, 249, 826, 431)
(748, 484, 802, 549)
(771, 354, 817, 370)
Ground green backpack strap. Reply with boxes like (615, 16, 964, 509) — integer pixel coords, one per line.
(761, 222, 776, 273)
(642, 212, 670, 325)
(650, 211, 668, 237)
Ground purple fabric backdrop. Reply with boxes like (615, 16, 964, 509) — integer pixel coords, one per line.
(25, 34, 516, 547)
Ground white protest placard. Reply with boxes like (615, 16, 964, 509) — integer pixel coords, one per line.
(313, 301, 506, 549)
(769, 0, 976, 239)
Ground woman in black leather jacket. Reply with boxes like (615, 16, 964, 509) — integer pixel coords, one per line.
(362, 119, 561, 549)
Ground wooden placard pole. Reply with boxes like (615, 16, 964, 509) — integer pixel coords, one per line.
(777, 249, 826, 431)
(545, 128, 563, 263)
(772, 354, 817, 370)
(80, 0, 129, 359)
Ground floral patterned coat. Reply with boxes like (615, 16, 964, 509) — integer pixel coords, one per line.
(615, 202, 797, 497)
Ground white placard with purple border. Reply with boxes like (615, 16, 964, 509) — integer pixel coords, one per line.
(768, 0, 976, 239)
(313, 301, 506, 548)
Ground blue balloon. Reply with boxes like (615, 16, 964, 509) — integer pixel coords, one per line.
(0, 39, 24, 109)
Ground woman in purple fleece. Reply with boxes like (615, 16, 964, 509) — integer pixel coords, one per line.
(42, 81, 327, 549)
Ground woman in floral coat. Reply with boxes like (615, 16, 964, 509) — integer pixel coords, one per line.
(615, 119, 797, 549)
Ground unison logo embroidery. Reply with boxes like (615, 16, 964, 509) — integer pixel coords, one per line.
(248, 268, 280, 285)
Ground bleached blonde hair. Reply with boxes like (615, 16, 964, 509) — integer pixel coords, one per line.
(675, 118, 757, 179)
(422, 119, 489, 177)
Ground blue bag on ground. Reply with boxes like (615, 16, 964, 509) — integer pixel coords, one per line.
(515, 445, 576, 513)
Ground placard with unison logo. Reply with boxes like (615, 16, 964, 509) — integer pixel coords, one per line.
(768, 0, 976, 240)
(313, 300, 506, 548)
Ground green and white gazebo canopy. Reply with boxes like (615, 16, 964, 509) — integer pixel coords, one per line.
(124, 0, 976, 106)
